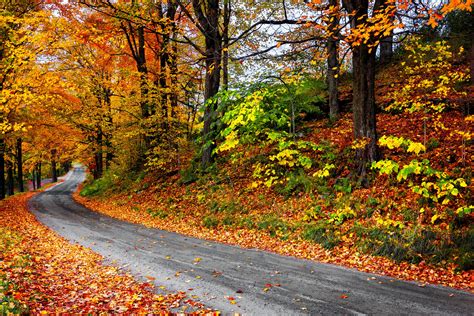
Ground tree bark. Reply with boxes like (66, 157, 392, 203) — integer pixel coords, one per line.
(32, 169, 36, 190)
(7, 160, 13, 196)
(327, 0, 340, 119)
(103, 88, 114, 169)
(378, 0, 393, 65)
(379, 34, 393, 64)
(121, 20, 150, 155)
(0, 139, 5, 199)
(170, 39, 179, 116)
(16, 138, 24, 192)
(36, 161, 41, 189)
(222, 0, 231, 89)
(343, 0, 379, 182)
(191, 0, 222, 169)
(137, 25, 150, 119)
(51, 148, 58, 183)
(94, 127, 103, 179)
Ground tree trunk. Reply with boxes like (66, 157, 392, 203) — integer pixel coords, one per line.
(222, 0, 231, 89)
(104, 89, 114, 169)
(191, 0, 222, 169)
(51, 149, 58, 183)
(105, 139, 113, 170)
(352, 44, 379, 182)
(343, 0, 379, 182)
(379, 34, 393, 64)
(327, 0, 340, 119)
(137, 26, 150, 119)
(200, 48, 222, 168)
(378, 0, 393, 65)
(16, 138, 24, 192)
(7, 160, 13, 196)
(32, 169, 36, 190)
(96, 128, 103, 178)
(0, 139, 5, 199)
(170, 40, 179, 116)
(36, 162, 41, 189)
(159, 36, 170, 126)
(122, 20, 150, 157)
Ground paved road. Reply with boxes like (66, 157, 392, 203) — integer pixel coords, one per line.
(29, 167, 474, 315)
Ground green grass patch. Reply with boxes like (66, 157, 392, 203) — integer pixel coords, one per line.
(203, 215, 219, 229)
(302, 222, 340, 249)
(80, 176, 114, 197)
(353, 224, 473, 269)
(257, 215, 293, 239)
(146, 208, 168, 219)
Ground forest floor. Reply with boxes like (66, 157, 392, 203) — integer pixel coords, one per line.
(0, 188, 211, 314)
(76, 111, 473, 293)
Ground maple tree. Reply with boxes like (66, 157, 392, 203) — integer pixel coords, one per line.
(1, 1, 44, 197)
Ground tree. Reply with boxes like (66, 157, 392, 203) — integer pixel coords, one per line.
(0, 0, 47, 197)
(190, 0, 222, 168)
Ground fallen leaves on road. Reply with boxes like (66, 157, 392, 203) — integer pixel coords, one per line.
(0, 193, 212, 314)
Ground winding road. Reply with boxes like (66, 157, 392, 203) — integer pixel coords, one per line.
(29, 167, 474, 315)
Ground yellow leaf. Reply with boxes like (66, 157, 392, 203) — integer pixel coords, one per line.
(431, 214, 440, 224)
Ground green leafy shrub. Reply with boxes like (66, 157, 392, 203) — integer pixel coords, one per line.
(333, 177, 352, 194)
(179, 166, 199, 184)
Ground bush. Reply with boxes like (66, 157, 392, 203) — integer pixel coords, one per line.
(207, 199, 246, 214)
(333, 177, 352, 194)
